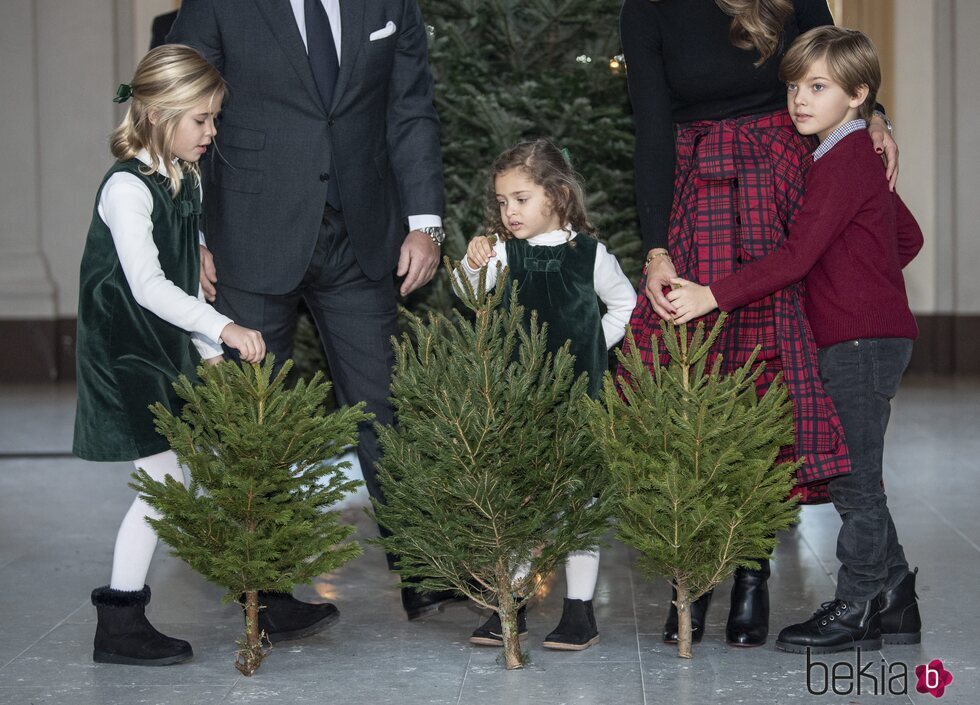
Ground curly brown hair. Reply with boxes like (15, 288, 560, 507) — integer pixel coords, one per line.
(483, 139, 595, 241)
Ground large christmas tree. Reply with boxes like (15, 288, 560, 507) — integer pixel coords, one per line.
(132, 358, 368, 674)
(588, 319, 801, 658)
(295, 0, 640, 370)
(372, 262, 615, 669)
(409, 0, 641, 316)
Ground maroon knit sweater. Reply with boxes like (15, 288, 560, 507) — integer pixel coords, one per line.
(711, 130, 923, 348)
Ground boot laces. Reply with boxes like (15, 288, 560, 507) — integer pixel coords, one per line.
(813, 599, 848, 626)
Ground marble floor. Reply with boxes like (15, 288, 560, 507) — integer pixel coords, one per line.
(0, 377, 977, 705)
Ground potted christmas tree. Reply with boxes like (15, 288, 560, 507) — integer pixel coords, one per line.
(371, 262, 614, 670)
(587, 318, 800, 658)
(131, 357, 368, 675)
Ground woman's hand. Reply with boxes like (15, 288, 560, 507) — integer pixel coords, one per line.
(643, 249, 678, 319)
(666, 278, 718, 324)
(220, 323, 266, 364)
(869, 115, 899, 191)
(466, 236, 495, 270)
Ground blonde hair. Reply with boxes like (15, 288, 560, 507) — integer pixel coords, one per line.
(651, 0, 794, 67)
(110, 44, 225, 196)
(780, 26, 881, 121)
(484, 139, 595, 241)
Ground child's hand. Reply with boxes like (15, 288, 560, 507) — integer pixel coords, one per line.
(220, 323, 266, 363)
(204, 354, 224, 366)
(466, 236, 496, 270)
(666, 278, 718, 324)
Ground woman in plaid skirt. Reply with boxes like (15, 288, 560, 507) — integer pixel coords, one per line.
(619, 0, 899, 648)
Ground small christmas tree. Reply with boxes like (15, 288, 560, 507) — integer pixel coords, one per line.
(131, 357, 369, 675)
(371, 262, 614, 670)
(587, 318, 800, 658)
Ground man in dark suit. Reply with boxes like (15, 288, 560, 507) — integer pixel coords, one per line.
(149, 9, 178, 49)
(169, 0, 452, 632)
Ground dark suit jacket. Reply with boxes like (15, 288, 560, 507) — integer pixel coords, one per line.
(169, 0, 444, 293)
(150, 10, 178, 49)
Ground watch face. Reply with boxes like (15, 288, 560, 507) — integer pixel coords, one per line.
(424, 227, 445, 244)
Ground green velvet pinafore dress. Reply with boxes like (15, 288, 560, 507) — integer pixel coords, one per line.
(501, 234, 606, 398)
(73, 160, 202, 461)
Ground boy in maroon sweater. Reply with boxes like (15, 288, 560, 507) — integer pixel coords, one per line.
(668, 26, 924, 655)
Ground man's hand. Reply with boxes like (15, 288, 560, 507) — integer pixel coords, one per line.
(397, 229, 440, 296)
(199, 244, 217, 302)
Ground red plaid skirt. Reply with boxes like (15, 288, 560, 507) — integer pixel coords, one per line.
(624, 110, 850, 504)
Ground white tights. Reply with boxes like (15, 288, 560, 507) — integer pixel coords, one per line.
(514, 549, 600, 602)
(109, 450, 188, 591)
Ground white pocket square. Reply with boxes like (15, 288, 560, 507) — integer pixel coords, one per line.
(369, 21, 396, 41)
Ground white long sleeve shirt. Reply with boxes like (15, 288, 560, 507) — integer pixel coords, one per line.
(458, 229, 637, 349)
(98, 150, 231, 359)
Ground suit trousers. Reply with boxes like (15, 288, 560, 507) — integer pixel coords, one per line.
(819, 337, 912, 602)
(216, 204, 398, 545)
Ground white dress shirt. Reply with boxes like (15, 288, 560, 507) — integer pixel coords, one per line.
(98, 149, 232, 360)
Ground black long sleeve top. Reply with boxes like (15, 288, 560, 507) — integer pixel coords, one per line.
(620, 0, 835, 251)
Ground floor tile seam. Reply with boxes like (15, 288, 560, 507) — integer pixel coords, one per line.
(0, 598, 89, 673)
(454, 646, 473, 705)
(628, 550, 648, 705)
(220, 679, 244, 701)
(0, 452, 74, 460)
(795, 520, 839, 589)
(919, 497, 980, 554)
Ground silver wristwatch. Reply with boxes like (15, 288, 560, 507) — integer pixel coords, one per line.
(872, 110, 893, 136)
(418, 225, 445, 246)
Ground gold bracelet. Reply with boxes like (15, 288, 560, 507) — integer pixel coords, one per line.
(645, 251, 671, 264)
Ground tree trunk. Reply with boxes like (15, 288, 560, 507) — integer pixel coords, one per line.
(675, 579, 694, 659)
(498, 587, 524, 670)
(235, 589, 266, 676)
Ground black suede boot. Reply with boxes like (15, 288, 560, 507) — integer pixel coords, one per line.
(91, 585, 193, 666)
(879, 568, 922, 644)
(401, 586, 466, 621)
(726, 558, 770, 647)
(469, 605, 528, 646)
(775, 597, 882, 654)
(255, 591, 339, 642)
(543, 598, 599, 650)
(663, 588, 712, 644)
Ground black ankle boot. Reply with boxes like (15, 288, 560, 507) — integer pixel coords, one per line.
(663, 588, 712, 644)
(726, 558, 770, 647)
(543, 598, 599, 650)
(775, 597, 882, 654)
(469, 605, 528, 646)
(91, 585, 193, 666)
(254, 591, 339, 642)
(401, 587, 465, 621)
(879, 568, 922, 644)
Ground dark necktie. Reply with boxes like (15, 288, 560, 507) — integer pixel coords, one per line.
(305, 0, 339, 111)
